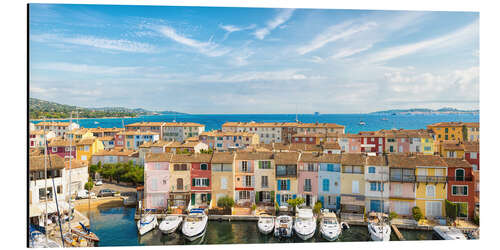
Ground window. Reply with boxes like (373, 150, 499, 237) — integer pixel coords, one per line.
(221, 177, 227, 190)
(352, 181, 359, 193)
(470, 152, 477, 159)
(353, 166, 363, 174)
(456, 202, 468, 218)
(193, 178, 209, 187)
(307, 163, 315, 171)
(370, 182, 377, 191)
(452, 185, 468, 196)
(368, 167, 376, 174)
(84, 146, 90, 152)
(472, 164, 478, 171)
(52, 147, 57, 153)
(343, 166, 353, 173)
(447, 151, 456, 158)
(426, 185, 435, 197)
(389, 146, 394, 152)
(304, 179, 312, 191)
(261, 176, 269, 188)
(260, 161, 271, 169)
(393, 183, 402, 196)
(200, 163, 208, 170)
(81, 155, 87, 161)
(174, 164, 188, 171)
(245, 176, 252, 187)
(327, 164, 334, 172)
(280, 180, 288, 190)
(241, 161, 248, 172)
(455, 169, 465, 181)
(176, 178, 183, 190)
(424, 146, 431, 151)
(239, 191, 250, 200)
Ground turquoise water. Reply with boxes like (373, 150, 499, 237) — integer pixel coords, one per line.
(30, 113, 478, 134)
(88, 206, 434, 246)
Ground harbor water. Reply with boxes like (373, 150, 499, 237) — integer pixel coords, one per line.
(87, 205, 434, 246)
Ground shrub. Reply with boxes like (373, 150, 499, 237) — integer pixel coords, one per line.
(473, 214, 479, 225)
(275, 201, 279, 213)
(412, 206, 423, 222)
(251, 204, 257, 211)
(217, 196, 235, 209)
(313, 201, 323, 215)
(445, 199, 458, 222)
(84, 180, 93, 191)
(389, 212, 398, 221)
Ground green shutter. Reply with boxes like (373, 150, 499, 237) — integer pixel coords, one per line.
(259, 161, 262, 169)
(192, 178, 196, 187)
(270, 191, 275, 202)
(207, 193, 211, 203)
(255, 192, 260, 203)
(191, 194, 195, 205)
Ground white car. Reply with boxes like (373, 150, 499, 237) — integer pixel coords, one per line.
(95, 180, 103, 186)
(76, 190, 89, 199)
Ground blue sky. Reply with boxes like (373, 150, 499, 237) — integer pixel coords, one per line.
(29, 4, 479, 114)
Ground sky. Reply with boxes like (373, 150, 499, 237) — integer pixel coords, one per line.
(29, 4, 479, 114)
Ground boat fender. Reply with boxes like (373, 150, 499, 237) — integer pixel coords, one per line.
(341, 222, 350, 230)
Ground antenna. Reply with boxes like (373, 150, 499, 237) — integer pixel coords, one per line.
(295, 104, 298, 123)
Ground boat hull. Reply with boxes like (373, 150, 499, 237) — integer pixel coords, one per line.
(159, 218, 182, 234)
(182, 217, 208, 241)
(137, 215, 158, 236)
(258, 225, 274, 235)
(320, 228, 340, 241)
(294, 229, 315, 240)
(182, 224, 207, 241)
(368, 224, 391, 241)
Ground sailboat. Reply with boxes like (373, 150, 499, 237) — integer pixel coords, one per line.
(137, 201, 158, 235)
(367, 212, 391, 241)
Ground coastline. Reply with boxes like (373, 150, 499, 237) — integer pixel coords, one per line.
(29, 116, 138, 122)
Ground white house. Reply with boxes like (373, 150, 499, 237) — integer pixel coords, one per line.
(64, 160, 89, 198)
(29, 130, 56, 148)
(364, 155, 390, 213)
(34, 121, 80, 137)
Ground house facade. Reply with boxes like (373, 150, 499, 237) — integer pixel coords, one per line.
(388, 154, 417, 216)
(189, 154, 213, 207)
(234, 152, 256, 206)
(415, 155, 448, 218)
(340, 153, 366, 211)
(144, 153, 172, 209)
(76, 137, 104, 162)
(199, 131, 259, 151)
(64, 160, 89, 199)
(210, 152, 235, 206)
(464, 122, 479, 142)
(168, 154, 192, 207)
(48, 138, 76, 160)
(364, 155, 390, 213)
(274, 152, 300, 206)
(29, 155, 66, 206)
(252, 152, 275, 205)
(358, 132, 385, 155)
(297, 153, 320, 207)
(34, 121, 80, 137)
(91, 148, 138, 165)
(444, 158, 475, 219)
(30, 130, 56, 148)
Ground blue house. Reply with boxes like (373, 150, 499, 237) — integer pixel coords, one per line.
(318, 154, 342, 211)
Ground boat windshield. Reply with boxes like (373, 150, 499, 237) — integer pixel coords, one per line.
(323, 218, 337, 225)
(279, 217, 290, 223)
(186, 216, 202, 222)
(166, 216, 179, 221)
(260, 218, 273, 223)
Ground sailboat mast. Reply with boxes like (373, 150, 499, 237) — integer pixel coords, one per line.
(68, 112, 73, 233)
(43, 118, 48, 244)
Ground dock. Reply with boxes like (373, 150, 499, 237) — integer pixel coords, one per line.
(391, 224, 405, 240)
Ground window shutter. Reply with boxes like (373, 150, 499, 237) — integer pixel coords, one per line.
(207, 178, 210, 187)
(207, 193, 211, 202)
(277, 180, 281, 191)
(259, 161, 262, 169)
(255, 192, 260, 203)
(452, 186, 457, 195)
(191, 194, 195, 205)
(235, 191, 239, 200)
(292, 194, 297, 199)
(192, 178, 196, 187)
(277, 194, 281, 206)
(286, 179, 291, 190)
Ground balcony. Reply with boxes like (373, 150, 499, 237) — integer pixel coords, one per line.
(390, 175, 416, 183)
(415, 175, 447, 183)
(450, 176, 474, 182)
(304, 185, 312, 192)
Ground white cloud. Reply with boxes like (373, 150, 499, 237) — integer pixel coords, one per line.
(156, 25, 230, 57)
(198, 69, 311, 83)
(220, 24, 256, 40)
(254, 9, 294, 40)
(33, 62, 141, 75)
(297, 21, 377, 55)
(331, 44, 373, 59)
(31, 33, 156, 53)
(364, 20, 479, 64)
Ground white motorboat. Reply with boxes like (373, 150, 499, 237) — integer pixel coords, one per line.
(182, 208, 208, 241)
(137, 212, 158, 236)
(159, 215, 183, 234)
(319, 211, 342, 241)
(293, 208, 316, 240)
(367, 212, 391, 241)
(29, 230, 61, 248)
(433, 226, 467, 240)
(274, 215, 293, 238)
(257, 214, 275, 235)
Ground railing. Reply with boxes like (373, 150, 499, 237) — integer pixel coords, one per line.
(304, 185, 312, 192)
(452, 176, 474, 182)
(415, 175, 447, 183)
(390, 175, 416, 183)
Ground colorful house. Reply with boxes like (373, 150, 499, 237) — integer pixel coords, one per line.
(210, 152, 235, 206)
(464, 142, 479, 171)
(441, 140, 465, 158)
(91, 148, 138, 165)
(76, 137, 104, 162)
(292, 133, 325, 145)
(340, 153, 366, 212)
(168, 154, 193, 207)
(274, 152, 300, 206)
(464, 122, 479, 142)
(340, 134, 363, 153)
(358, 132, 385, 155)
(388, 154, 417, 216)
(234, 152, 256, 206)
(297, 153, 320, 207)
(365, 155, 390, 213)
(444, 158, 475, 219)
(88, 127, 124, 138)
(144, 153, 172, 209)
(420, 133, 435, 155)
(47, 138, 76, 160)
(316, 154, 342, 210)
(427, 122, 466, 142)
(30, 130, 56, 148)
(189, 154, 213, 207)
(34, 121, 80, 137)
(65, 128, 94, 141)
(252, 152, 275, 205)
(322, 142, 341, 154)
(415, 155, 448, 218)
(199, 131, 259, 151)
(118, 131, 160, 150)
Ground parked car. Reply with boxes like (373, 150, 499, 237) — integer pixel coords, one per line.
(76, 190, 89, 199)
(97, 189, 116, 197)
(95, 180, 103, 186)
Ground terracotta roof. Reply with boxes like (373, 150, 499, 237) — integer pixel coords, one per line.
(93, 148, 137, 156)
(274, 152, 300, 165)
(211, 152, 235, 163)
(341, 153, 366, 166)
(139, 141, 154, 148)
(415, 155, 447, 167)
(29, 155, 65, 171)
(171, 153, 213, 163)
(442, 141, 465, 151)
(427, 122, 464, 128)
(145, 153, 173, 162)
(164, 141, 183, 148)
(387, 154, 416, 168)
(318, 154, 342, 163)
(299, 152, 324, 162)
(221, 122, 344, 129)
(30, 130, 52, 135)
(443, 158, 472, 168)
(125, 122, 205, 127)
(464, 122, 479, 128)
(366, 155, 388, 166)
(201, 131, 257, 137)
(288, 143, 322, 152)
(322, 142, 340, 150)
(292, 133, 325, 138)
(185, 136, 200, 142)
(181, 142, 206, 148)
(88, 127, 124, 133)
(67, 128, 90, 135)
(235, 152, 273, 160)
(151, 140, 175, 147)
(76, 138, 95, 145)
(463, 142, 479, 152)
(240, 145, 272, 152)
(65, 159, 88, 170)
(99, 136, 114, 141)
(296, 123, 344, 129)
(118, 130, 160, 136)
(35, 122, 72, 127)
(48, 138, 74, 147)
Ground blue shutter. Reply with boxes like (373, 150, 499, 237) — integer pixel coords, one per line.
(286, 180, 291, 191)
(277, 194, 281, 206)
(336, 196, 341, 210)
(292, 194, 297, 199)
(277, 180, 281, 191)
(320, 196, 325, 208)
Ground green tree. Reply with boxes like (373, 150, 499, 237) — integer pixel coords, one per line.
(85, 177, 94, 191)
(216, 196, 235, 209)
(412, 206, 423, 222)
(287, 197, 305, 214)
(313, 201, 323, 215)
(445, 199, 458, 222)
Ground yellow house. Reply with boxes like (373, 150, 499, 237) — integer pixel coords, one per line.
(76, 137, 104, 162)
(464, 122, 479, 142)
(168, 154, 192, 207)
(210, 152, 235, 206)
(66, 128, 94, 141)
(420, 133, 435, 155)
(441, 141, 465, 158)
(274, 152, 300, 206)
(427, 122, 465, 142)
(340, 154, 366, 210)
(415, 155, 448, 218)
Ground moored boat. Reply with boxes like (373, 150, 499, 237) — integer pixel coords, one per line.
(71, 222, 100, 243)
(367, 212, 391, 241)
(319, 210, 342, 241)
(293, 208, 316, 240)
(433, 226, 467, 240)
(274, 215, 293, 238)
(137, 212, 158, 236)
(182, 208, 208, 241)
(159, 215, 183, 234)
(257, 213, 275, 235)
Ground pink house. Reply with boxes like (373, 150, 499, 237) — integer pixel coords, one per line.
(345, 134, 362, 153)
(397, 137, 411, 153)
(388, 154, 417, 216)
(297, 153, 320, 207)
(234, 152, 256, 206)
(47, 138, 76, 160)
(144, 153, 172, 209)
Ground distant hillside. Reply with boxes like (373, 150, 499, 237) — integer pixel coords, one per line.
(371, 107, 479, 115)
(29, 98, 184, 119)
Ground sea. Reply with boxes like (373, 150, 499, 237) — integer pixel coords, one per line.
(30, 113, 479, 133)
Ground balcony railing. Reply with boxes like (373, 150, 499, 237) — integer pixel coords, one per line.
(451, 176, 474, 182)
(304, 185, 312, 192)
(415, 175, 447, 183)
(390, 175, 416, 183)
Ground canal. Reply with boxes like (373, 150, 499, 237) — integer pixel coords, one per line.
(86, 206, 434, 246)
